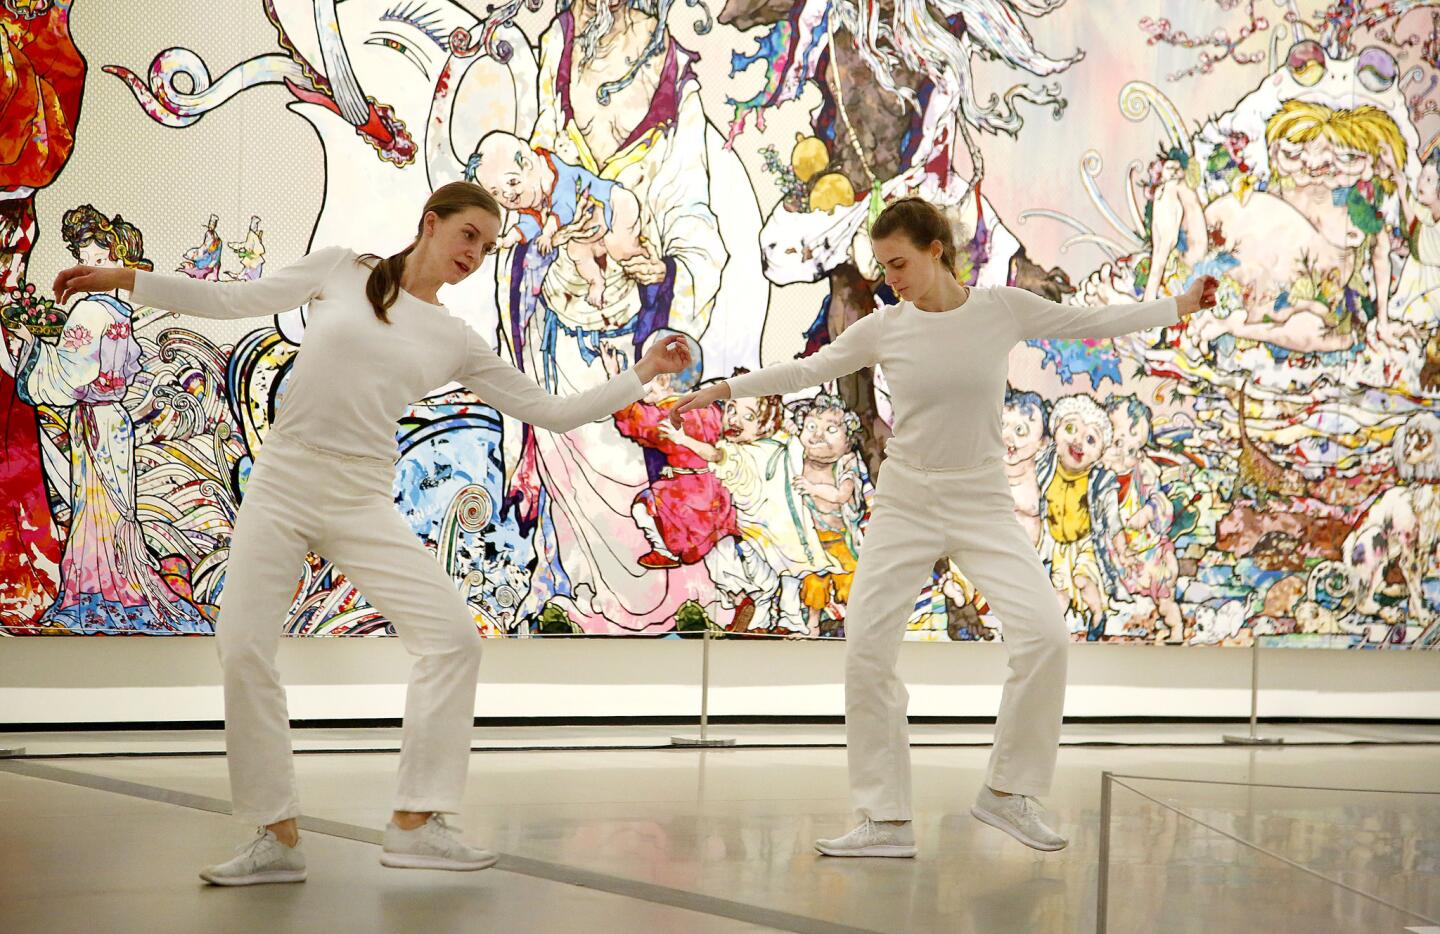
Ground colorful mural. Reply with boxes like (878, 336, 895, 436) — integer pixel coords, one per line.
(3, 0, 1439, 648)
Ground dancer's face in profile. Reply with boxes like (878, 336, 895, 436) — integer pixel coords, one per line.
(423, 207, 500, 285)
(872, 233, 942, 303)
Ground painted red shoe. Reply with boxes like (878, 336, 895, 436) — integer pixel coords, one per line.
(727, 596, 756, 631)
(638, 551, 681, 569)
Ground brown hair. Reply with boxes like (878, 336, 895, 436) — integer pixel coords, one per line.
(61, 205, 154, 270)
(361, 181, 501, 323)
(729, 368, 785, 435)
(869, 197, 957, 275)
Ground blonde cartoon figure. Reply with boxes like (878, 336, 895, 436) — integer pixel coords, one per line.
(1148, 98, 1412, 353)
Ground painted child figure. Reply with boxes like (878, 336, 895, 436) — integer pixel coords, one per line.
(601, 331, 739, 571)
(1037, 394, 1127, 641)
(470, 130, 646, 309)
(1002, 387, 1048, 548)
(1394, 149, 1440, 330)
(659, 383, 833, 633)
(793, 394, 867, 636)
(1104, 395, 1185, 644)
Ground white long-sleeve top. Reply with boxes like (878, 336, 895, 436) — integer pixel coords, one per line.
(726, 287, 1180, 470)
(131, 247, 645, 459)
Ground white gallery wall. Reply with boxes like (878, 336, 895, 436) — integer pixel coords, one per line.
(2, 640, 1435, 725)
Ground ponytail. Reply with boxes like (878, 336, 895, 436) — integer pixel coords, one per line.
(360, 243, 416, 324)
(360, 181, 501, 323)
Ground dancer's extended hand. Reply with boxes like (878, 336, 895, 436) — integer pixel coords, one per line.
(634, 334, 692, 383)
(53, 265, 132, 304)
(668, 381, 731, 427)
(1175, 275, 1218, 319)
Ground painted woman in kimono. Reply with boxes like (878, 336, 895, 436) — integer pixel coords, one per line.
(493, 0, 730, 632)
(15, 206, 210, 633)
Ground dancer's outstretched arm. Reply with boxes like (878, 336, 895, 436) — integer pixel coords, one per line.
(1002, 276, 1216, 341)
(669, 310, 883, 423)
(53, 246, 351, 319)
(456, 331, 691, 434)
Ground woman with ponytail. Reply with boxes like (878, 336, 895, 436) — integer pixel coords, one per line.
(671, 196, 1217, 858)
(53, 181, 693, 884)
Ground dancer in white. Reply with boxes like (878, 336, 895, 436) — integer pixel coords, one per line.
(672, 198, 1216, 856)
(52, 182, 692, 884)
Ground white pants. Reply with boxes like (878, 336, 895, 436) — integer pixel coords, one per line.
(847, 457, 1068, 820)
(219, 435, 481, 826)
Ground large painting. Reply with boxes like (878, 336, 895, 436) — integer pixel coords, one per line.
(3, 0, 1439, 648)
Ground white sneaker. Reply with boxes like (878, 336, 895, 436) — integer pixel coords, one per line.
(199, 828, 307, 886)
(814, 818, 918, 858)
(380, 814, 498, 871)
(971, 787, 1068, 851)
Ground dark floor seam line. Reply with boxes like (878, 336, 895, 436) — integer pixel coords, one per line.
(0, 759, 239, 814)
(0, 759, 881, 934)
(1314, 723, 1430, 743)
(7, 737, 1439, 761)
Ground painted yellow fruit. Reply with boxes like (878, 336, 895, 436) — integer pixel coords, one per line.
(809, 173, 855, 212)
(791, 135, 830, 183)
